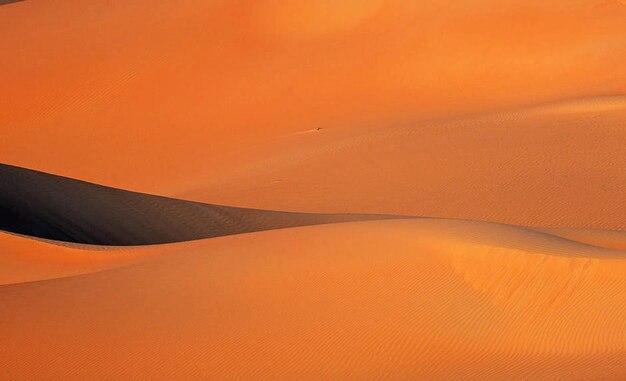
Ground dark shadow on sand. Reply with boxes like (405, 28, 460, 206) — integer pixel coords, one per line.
(0, 164, 405, 246)
(0, 0, 26, 6)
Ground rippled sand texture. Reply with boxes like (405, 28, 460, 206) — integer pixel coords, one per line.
(1, 220, 625, 380)
(1, 0, 625, 380)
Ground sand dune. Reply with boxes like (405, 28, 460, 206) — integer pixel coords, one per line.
(1, 219, 624, 380)
(0, 164, 397, 245)
(2, 0, 625, 379)
(179, 96, 626, 230)
(2, 0, 625, 193)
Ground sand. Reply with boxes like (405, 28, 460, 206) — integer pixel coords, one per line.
(0, 232, 142, 285)
(0, 164, 398, 245)
(1, 220, 625, 380)
(1, 0, 625, 379)
(1, 0, 625, 195)
(179, 96, 626, 229)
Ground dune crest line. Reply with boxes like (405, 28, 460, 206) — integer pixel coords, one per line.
(0, 163, 403, 246)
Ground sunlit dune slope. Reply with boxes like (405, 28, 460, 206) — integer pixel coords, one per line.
(0, 164, 397, 245)
(181, 96, 626, 229)
(1, 0, 625, 194)
(1, 219, 624, 380)
(0, 233, 141, 285)
(1, 0, 625, 230)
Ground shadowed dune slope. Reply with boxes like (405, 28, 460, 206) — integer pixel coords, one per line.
(0, 1, 24, 6)
(0, 164, 398, 245)
(540, 227, 626, 251)
(0, 219, 624, 380)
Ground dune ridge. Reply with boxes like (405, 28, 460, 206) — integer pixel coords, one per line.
(6, 162, 626, 251)
(0, 163, 401, 245)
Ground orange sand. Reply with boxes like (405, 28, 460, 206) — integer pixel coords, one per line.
(1, 0, 626, 379)
(0, 233, 144, 285)
(180, 97, 626, 229)
(1, 0, 626, 197)
(1, 220, 625, 379)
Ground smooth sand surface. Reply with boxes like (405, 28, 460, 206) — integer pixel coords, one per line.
(0, 233, 143, 285)
(1, 0, 625, 379)
(1, 220, 625, 380)
(1, 0, 625, 197)
(180, 97, 626, 229)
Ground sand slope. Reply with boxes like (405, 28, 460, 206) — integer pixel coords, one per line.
(1, 1, 626, 380)
(180, 96, 626, 230)
(1, 0, 625, 193)
(0, 233, 142, 285)
(0, 164, 397, 245)
(1, 219, 624, 380)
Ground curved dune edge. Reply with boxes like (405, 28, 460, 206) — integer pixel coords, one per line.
(4, 160, 626, 248)
(1, 219, 624, 380)
(0, 163, 402, 245)
(3, 213, 626, 286)
(4, 215, 626, 287)
(539, 227, 626, 251)
(0, 232, 147, 286)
